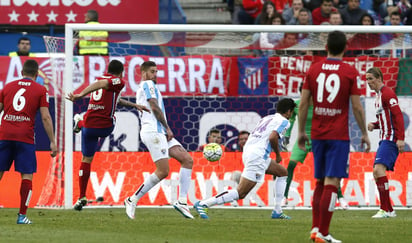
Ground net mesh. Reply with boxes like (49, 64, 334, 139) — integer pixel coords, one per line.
(37, 27, 412, 208)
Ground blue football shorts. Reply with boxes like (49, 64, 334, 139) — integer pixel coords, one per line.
(81, 126, 114, 157)
(0, 140, 37, 174)
(312, 139, 350, 179)
(374, 140, 399, 171)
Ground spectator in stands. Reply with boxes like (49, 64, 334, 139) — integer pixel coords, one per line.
(339, 0, 368, 25)
(255, 1, 277, 24)
(381, 11, 408, 57)
(329, 11, 343, 24)
(9, 37, 35, 57)
(275, 32, 299, 55)
(259, 13, 285, 56)
(312, 0, 337, 25)
(236, 130, 250, 152)
(283, 0, 313, 24)
(197, 128, 231, 152)
(78, 10, 108, 55)
(347, 13, 380, 56)
(240, 0, 264, 24)
(296, 8, 312, 25)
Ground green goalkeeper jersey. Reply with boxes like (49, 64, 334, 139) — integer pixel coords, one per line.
(284, 99, 313, 138)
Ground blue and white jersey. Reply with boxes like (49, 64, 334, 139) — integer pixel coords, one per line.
(243, 113, 290, 160)
(136, 80, 167, 134)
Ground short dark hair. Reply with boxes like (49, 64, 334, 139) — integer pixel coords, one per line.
(208, 128, 221, 136)
(276, 98, 296, 114)
(18, 37, 30, 44)
(327, 30, 346, 55)
(140, 61, 157, 73)
(108, 60, 124, 75)
(390, 11, 401, 18)
(239, 130, 250, 136)
(87, 9, 99, 22)
(22, 59, 38, 77)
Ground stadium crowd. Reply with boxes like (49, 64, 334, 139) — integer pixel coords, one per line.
(226, 0, 412, 57)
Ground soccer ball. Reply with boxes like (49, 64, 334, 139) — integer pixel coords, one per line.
(203, 143, 223, 162)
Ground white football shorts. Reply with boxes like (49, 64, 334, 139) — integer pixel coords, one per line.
(241, 153, 271, 183)
(140, 131, 182, 162)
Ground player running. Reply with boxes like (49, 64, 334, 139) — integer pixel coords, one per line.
(194, 98, 296, 220)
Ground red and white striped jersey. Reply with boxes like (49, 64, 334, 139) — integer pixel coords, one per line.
(372, 86, 405, 142)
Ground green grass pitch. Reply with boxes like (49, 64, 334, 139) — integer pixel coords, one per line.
(1, 207, 412, 242)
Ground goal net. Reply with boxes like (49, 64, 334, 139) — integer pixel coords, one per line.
(38, 24, 412, 209)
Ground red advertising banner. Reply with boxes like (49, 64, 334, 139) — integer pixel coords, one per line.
(0, 0, 158, 25)
(0, 55, 232, 96)
(0, 56, 397, 97)
(1, 152, 412, 208)
(268, 56, 399, 97)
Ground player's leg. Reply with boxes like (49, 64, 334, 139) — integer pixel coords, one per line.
(14, 142, 36, 224)
(315, 140, 349, 243)
(194, 176, 255, 219)
(310, 139, 325, 241)
(75, 127, 113, 211)
(168, 141, 194, 218)
(266, 160, 290, 219)
(285, 142, 308, 200)
(124, 132, 168, 219)
(372, 140, 398, 218)
(194, 157, 263, 219)
(169, 140, 193, 203)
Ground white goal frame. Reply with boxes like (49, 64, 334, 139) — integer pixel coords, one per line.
(63, 24, 412, 209)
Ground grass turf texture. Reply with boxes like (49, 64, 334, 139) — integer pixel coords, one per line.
(1, 208, 412, 242)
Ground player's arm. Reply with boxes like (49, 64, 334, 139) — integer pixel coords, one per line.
(269, 131, 282, 163)
(118, 98, 150, 113)
(148, 98, 174, 141)
(0, 102, 3, 113)
(40, 107, 57, 157)
(298, 89, 310, 151)
(66, 79, 109, 102)
(350, 94, 371, 152)
(386, 94, 405, 152)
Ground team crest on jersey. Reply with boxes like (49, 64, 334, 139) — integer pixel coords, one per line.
(112, 78, 121, 85)
(389, 98, 398, 107)
(161, 149, 166, 154)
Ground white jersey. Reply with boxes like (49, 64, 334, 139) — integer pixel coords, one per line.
(243, 113, 290, 160)
(136, 80, 167, 134)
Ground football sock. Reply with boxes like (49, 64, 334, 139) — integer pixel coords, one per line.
(274, 176, 287, 214)
(202, 189, 239, 207)
(19, 179, 32, 215)
(178, 167, 192, 204)
(79, 162, 91, 198)
(130, 173, 160, 204)
(376, 176, 391, 212)
(319, 185, 338, 236)
(284, 161, 297, 198)
(312, 181, 324, 230)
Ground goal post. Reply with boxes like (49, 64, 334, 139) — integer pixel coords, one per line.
(39, 24, 412, 209)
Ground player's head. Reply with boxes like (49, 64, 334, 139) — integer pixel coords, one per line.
(85, 9, 98, 22)
(276, 98, 296, 119)
(207, 128, 222, 144)
(140, 61, 158, 83)
(326, 30, 346, 56)
(22, 59, 39, 79)
(17, 37, 31, 54)
(366, 67, 383, 92)
(108, 60, 124, 77)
